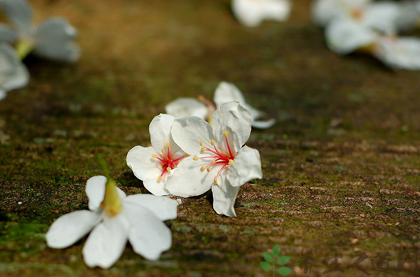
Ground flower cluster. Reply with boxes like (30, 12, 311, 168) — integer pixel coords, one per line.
(0, 0, 80, 100)
(127, 101, 263, 217)
(312, 0, 420, 70)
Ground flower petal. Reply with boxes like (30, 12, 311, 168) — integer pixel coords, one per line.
(325, 18, 377, 55)
(311, 0, 370, 27)
(214, 81, 261, 119)
(124, 194, 178, 221)
(165, 97, 208, 119)
(33, 18, 80, 63)
(86, 176, 126, 211)
(212, 101, 252, 152)
(0, 89, 6, 101)
(252, 118, 276, 129)
(124, 205, 172, 261)
(149, 113, 180, 155)
(0, 43, 30, 93)
(0, 23, 17, 43)
(0, 0, 32, 36)
(227, 145, 262, 188)
(126, 146, 170, 196)
(171, 116, 215, 155)
(165, 156, 214, 197)
(46, 210, 101, 249)
(374, 37, 420, 70)
(212, 176, 240, 217)
(83, 215, 129, 269)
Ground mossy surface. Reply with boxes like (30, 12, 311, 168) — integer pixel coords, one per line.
(0, 0, 420, 276)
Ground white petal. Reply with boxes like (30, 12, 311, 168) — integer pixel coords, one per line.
(0, 43, 30, 92)
(165, 97, 208, 119)
(325, 18, 377, 55)
(227, 146, 262, 188)
(165, 156, 214, 197)
(374, 37, 420, 70)
(171, 116, 215, 155)
(212, 176, 240, 217)
(33, 40, 80, 63)
(213, 81, 261, 120)
(395, 3, 420, 32)
(252, 118, 276, 129)
(212, 101, 252, 152)
(311, 0, 371, 27)
(35, 18, 77, 41)
(46, 210, 101, 249)
(149, 114, 180, 155)
(126, 146, 170, 196)
(363, 2, 399, 35)
(124, 205, 172, 261)
(83, 215, 128, 269)
(124, 194, 178, 221)
(232, 0, 291, 28)
(0, 89, 6, 101)
(0, 0, 32, 36)
(0, 23, 17, 43)
(86, 176, 126, 211)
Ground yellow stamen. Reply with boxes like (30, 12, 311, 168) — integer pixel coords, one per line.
(212, 159, 216, 164)
(151, 154, 158, 158)
(167, 167, 171, 172)
(229, 160, 234, 165)
(200, 166, 206, 171)
(158, 176, 162, 182)
(200, 141, 204, 146)
(207, 168, 210, 172)
(201, 147, 206, 152)
(166, 142, 170, 148)
(185, 154, 190, 157)
(161, 148, 166, 154)
(223, 131, 228, 138)
(214, 178, 218, 184)
(193, 157, 199, 161)
(211, 140, 215, 145)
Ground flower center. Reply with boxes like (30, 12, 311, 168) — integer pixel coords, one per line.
(151, 142, 187, 182)
(193, 131, 235, 184)
(101, 179, 123, 217)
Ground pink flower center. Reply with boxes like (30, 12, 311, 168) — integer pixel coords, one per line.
(193, 131, 235, 184)
(152, 142, 186, 182)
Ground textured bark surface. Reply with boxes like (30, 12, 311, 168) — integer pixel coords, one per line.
(0, 0, 419, 276)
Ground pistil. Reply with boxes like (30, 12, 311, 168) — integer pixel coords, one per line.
(151, 142, 186, 182)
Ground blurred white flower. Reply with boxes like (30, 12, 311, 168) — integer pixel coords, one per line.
(165, 97, 209, 120)
(0, 0, 80, 62)
(232, 0, 291, 27)
(46, 175, 178, 269)
(166, 101, 262, 217)
(165, 82, 275, 129)
(0, 43, 29, 101)
(127, 114, 187, 196)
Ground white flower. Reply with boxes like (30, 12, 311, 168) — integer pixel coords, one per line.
(0, 0, 80, 62)
(232, 0, 291, 28)
(165, 97, 209, 120)
(46, 175, 178, 269)
(166, 101, 262, 217)
(313, 0, 405, 35)
(214, 82, 275, 129)
(165, 82, 275, 129)
(0, 43, 29, 101)
(373, 36, 420, 70)
(126, 114, 187, 196)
